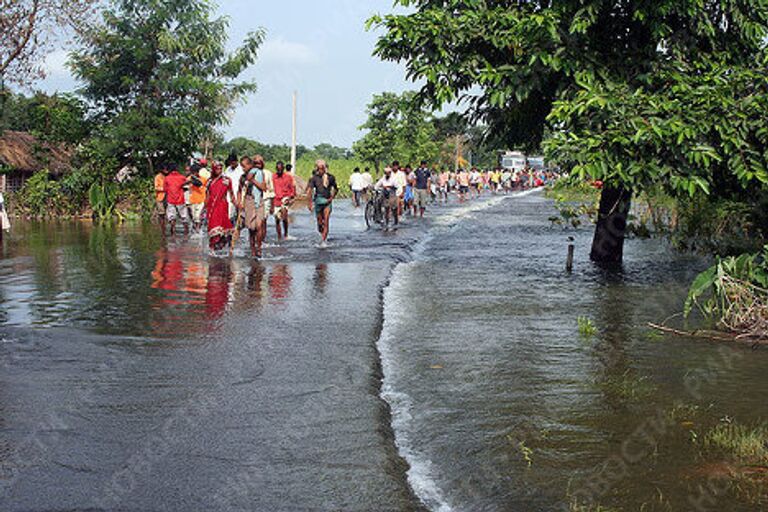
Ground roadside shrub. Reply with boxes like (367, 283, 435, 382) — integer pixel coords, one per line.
(15, 170, 64, 218)
(685, 246, 768, 340)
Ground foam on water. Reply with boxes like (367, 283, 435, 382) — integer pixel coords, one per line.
(377, 188, 541, 512)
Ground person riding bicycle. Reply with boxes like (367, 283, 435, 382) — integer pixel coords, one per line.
(375, 166, 399, 227)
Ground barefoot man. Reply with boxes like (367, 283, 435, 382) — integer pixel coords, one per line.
(272, 161, 296, 241)
(306, 159, 338, 245)
(242, 156, 267, 259)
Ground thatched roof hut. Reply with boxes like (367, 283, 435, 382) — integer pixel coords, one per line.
(0, 130, 73, 192)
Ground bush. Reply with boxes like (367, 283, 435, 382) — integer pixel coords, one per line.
(15, 170, 64, 218)
(685, 246, 768, 339)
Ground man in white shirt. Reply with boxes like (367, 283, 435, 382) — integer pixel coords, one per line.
(349, 167, 367, 208)
(223, 154, 244, 222)
(391, 160, 407, 216)
(375, 167, 399, 227)
(361, 167, 373, 189)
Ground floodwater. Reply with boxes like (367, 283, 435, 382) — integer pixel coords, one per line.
(0, 192, 766, 511)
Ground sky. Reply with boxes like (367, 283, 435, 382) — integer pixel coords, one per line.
(35, 0, 416, 148)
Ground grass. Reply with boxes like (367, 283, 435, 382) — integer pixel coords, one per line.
(568, 501, 622, 512)
(594, 369, 657, 401)
(702, 422, 768, 464)
(578, 316, 597, 337)
(697, 421, 768, 506)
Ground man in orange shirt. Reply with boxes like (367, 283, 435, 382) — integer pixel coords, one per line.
(154, 165, 169, 233)
(272, 161, 296, 241)
(188, 163, 209, 232)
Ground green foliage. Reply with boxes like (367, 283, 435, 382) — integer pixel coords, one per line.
(370, 1, 768, 155)
(544, 58, 768, 199)
(353, 91, 440, 170)
(89, 181, 120, 221)
(547, 179, 599, 228)
(577, 316, 597, 337)
(221, 137, 310, 163)
(58, 168, 95, 214)
(14, 170, 62, 218)
(675, 195, 768, 256)
(0, 90, 89, 144)
(685, 246, 768, 337)
(70, 0, 264, 175)
(370, 0, 768, 263)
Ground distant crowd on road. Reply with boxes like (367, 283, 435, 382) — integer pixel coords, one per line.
(349, 161, 557, 228)
(152, 154, 557, 258)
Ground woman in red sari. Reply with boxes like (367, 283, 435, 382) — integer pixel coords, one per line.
(206, 162, 237, 252)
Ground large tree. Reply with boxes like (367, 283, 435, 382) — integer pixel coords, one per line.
(354, 91, 440, 171)
(369, 1, 768, 263)
(70, 0, 264, 175)
(0, 0, 95, 87)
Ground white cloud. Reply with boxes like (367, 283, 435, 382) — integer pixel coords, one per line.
(259, 37, 318, 65)
(44, 49, 71, 77)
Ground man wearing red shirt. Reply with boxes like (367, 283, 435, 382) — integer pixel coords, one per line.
(164, 163, 189, 235)
(272, 161, 296, 241)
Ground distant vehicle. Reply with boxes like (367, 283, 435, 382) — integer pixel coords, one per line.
(527, 156, 546, 171)
(500, 151, 526, 171)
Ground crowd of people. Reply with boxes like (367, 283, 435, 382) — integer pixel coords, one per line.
(153, 153, 556, 258)
(350, 161, 557, 227)
(153, 154, 303, 258)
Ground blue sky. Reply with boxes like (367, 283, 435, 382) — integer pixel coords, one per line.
(36, 0, 415, 148)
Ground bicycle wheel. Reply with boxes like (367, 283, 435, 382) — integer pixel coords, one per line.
(364, 201, 375, 229)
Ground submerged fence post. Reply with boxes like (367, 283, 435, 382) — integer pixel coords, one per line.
(566, 237, 575, 273)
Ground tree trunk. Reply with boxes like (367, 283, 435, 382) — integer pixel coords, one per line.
(590, 186, 632, 264)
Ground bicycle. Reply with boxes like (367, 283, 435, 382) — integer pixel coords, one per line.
(364, 188, 385, 229)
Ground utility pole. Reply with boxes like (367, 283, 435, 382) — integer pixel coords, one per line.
(291, 91, 297, 172)
(454, 134, 462, 171)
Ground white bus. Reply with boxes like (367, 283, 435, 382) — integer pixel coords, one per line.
(500, 151, 527, 171)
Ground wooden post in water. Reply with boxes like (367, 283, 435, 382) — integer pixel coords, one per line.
(566, 238, 575, 272)
(291, 91, 297, 172)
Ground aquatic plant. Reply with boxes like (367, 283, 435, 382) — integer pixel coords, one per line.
(577, 316, 597, 337)
(517, 441, 533, 467)
(594, 369, 657, 402)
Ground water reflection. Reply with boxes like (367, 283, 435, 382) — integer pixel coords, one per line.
(312, 263, 328, 296)
(0, 222, 300, 337)
(205, 258, 233, 324)
(268, 264, 292, 305)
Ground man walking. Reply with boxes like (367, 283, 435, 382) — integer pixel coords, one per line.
(306, 159, 338, 246)
(349, 167, 367, 208)
(154, 164, 168, 233)
(188, 163, 208, 232)
(412, 160, 432, 218)
(223, 153, 243, 224)
(164, 163, 189, 235)
(242, 156, 267, 258)
(272, 161, 296, 241)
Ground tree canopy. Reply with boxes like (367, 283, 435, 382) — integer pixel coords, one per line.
(0, 0, 95, 87)
(368, 0, 768, 162)
(370, 0, 768, 262)
(70, 0, 264, 174)
(354, 91, 440, 170)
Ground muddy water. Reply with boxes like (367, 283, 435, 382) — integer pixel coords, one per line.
(0, 193, 765, 511)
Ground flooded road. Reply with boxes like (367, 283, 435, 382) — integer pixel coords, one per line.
(0, 193, 766, 511)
